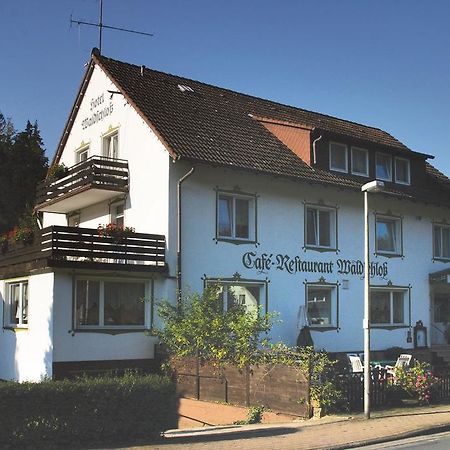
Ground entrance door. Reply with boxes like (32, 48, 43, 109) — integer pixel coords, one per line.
(432, 293, 450, 345)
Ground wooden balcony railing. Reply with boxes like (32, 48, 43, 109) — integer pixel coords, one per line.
(0, 226, 167, 275)
(35, 156, 129, 209)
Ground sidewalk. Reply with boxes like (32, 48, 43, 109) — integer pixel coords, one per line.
(118, 401, 450, 450)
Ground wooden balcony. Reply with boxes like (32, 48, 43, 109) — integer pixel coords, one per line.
(0, 226, 167, 278)
(35, 156, 129, 213)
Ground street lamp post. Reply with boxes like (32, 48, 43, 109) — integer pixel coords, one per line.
(361, 180, 385, 419)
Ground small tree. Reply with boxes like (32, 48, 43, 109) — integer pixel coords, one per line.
(155, 285, 275, 367)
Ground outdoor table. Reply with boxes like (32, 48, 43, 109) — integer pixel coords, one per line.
(371, 360, 396, 368)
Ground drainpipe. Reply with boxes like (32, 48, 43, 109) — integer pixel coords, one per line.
(312, 134, 323, 165)
(177, 166, 195, 306)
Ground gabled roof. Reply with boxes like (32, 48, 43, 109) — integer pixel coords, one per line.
(53, 49, 450, 207)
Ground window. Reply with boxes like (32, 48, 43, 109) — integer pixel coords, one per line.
(217, 192, 255, 241)
(351, 147, 369, 177)
(433, 224, 450, 260)
(370, 289, 406, 326)
(376, 153, 392, 181)
(206, 280, 266, 315)
(305, 205, 337, 250)
(4, 280, 28, 327)
(306, 284, 337, 328)
(76, 146, 89, 163)
(111, 202, 125, 227)
(75, 279, 149, 329)
(376, 215, 402, 255)
(329, 142, 348, 173)
(103, 131, 119, 159)
(395, 157, 410, 185)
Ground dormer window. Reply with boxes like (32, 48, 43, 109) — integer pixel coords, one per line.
(329, 142, 348, 173)
(395, 157, 410, 185)
(351, 147, 369, 177)
(376, 153, 392, 181)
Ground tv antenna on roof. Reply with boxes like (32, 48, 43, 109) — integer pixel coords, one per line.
(70, 0, 153, 54)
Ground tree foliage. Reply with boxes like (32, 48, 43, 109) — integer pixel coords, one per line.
(0, 112, 48, 234)
(155, 285, 275, 367)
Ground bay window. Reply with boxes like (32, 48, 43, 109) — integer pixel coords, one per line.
(370, 288, 406, 326)
(217, 192, 256, 242)
(376, 215, 402, 256)
(434, 224, 450, 260)
(75, 279, 149, 329)
(329, 142, 348, 173)
(305, 205, 337, 250)
(4, 280, 28, 328)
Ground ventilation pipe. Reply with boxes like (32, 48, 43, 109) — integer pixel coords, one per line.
(312, 134, 323, 165)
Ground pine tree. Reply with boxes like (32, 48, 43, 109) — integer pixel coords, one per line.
(0, 114, 48, 234)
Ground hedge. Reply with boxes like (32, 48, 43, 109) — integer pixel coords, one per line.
(0, 373, 178, 449)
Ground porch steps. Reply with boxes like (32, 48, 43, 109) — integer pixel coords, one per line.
(431, 345, 450, 364)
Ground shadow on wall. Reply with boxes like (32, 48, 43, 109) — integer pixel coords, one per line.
(13, 282, 53, 382)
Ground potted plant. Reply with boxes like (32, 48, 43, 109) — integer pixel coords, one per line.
(48, 163, 69, 181)
(97, 223, 135, 242)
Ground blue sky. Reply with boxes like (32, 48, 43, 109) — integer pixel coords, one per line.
(1, 0, 450, 174)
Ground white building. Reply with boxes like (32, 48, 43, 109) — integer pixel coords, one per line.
(2, 48, 450, 381)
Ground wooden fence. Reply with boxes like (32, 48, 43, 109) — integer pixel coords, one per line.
(171, 357, 310, 418)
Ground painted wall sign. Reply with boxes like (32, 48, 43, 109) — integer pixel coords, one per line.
(81, 93, 114, 129)
(242, 251, 388, 278)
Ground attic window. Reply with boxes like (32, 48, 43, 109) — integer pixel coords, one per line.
(178, 84, 194, 93)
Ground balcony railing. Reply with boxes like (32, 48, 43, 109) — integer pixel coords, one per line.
(0, 226, 167, 275)
(35, 156, 129, 212)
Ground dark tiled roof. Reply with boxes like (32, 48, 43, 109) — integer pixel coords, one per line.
(90, 53, 450, 206)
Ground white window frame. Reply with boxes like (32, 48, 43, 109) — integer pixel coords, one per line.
(433, 223, 450, 261)
(305, 204, 337, 251)
(395, 157, 411, 185)
(74, 278, 151, 330)
(370, 287, 407, 327)
(351, 146, 369, 177)
(205, 279, 267, 315)
(76, 145, 89, 164)
(306, 283, 338, 328)
(216, 192, 256, 242)
(329, 142, 348, 173)
(375, 152, 392, 181)
(4, 279, 29, 329)
(375, 214, 402, 256)
(102, 130, 119, 159)
(110, 201, 125, 227)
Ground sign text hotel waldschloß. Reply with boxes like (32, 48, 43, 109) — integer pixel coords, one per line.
(242, 251, 388, 278)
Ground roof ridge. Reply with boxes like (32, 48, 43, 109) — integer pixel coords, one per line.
(96, 53, 406, 147)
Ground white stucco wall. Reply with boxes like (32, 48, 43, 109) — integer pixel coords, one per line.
(174, 163, 450, 353)
(0, 273, 54, 382)
(44, 64, 172, 249)
(52, 272, 173, 362)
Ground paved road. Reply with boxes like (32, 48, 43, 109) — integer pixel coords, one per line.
(352, 430, 450, 449)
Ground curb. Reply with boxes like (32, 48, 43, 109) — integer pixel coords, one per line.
(324, 423, 450, 450)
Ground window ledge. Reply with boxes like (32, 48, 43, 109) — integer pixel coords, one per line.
(433, 257, 450, 263)
(370, 325, 409, 330)
(304, 246, 338, 253)
(3, 326, 28, 332)
(309, 326, 338, 332)
(72, 328, 149, 335)
(215, 237, 257, 245)
(375, 252, 403, 259)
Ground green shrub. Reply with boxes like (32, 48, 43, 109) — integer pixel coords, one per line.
(0, 373, 178, 448)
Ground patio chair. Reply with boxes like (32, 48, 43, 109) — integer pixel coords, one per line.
(347, 354, 364, 374)
(385, 354, 412, 376)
